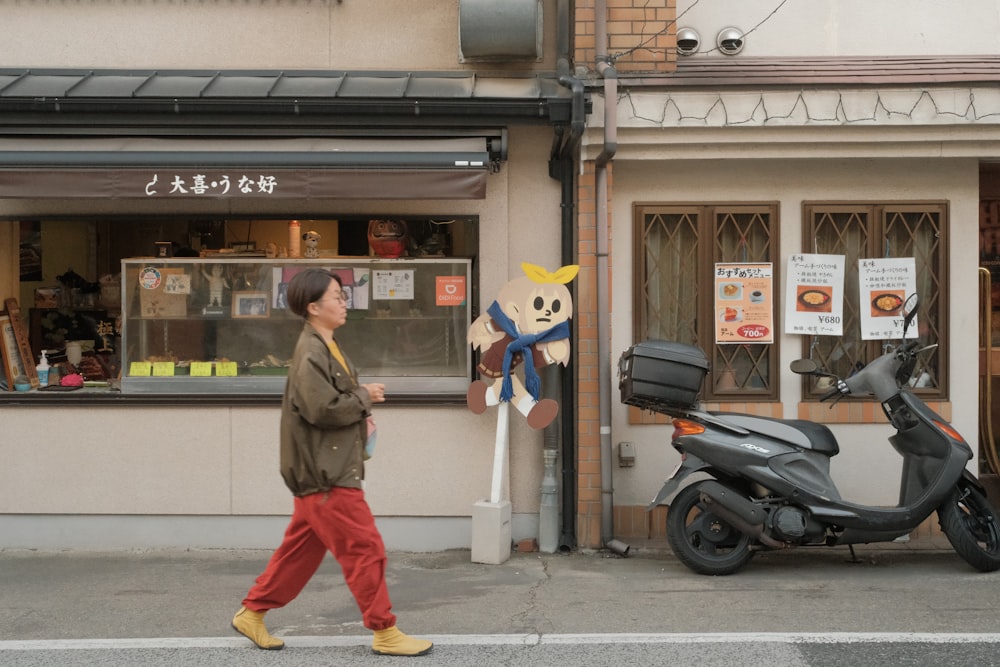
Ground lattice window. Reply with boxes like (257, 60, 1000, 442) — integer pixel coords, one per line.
(802, 203, 948, 399)
(634, 204, 779, 401)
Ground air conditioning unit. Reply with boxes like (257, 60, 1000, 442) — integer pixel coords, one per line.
(459, 0, 542, 62)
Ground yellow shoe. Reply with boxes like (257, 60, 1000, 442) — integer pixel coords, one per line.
(371, 626, 433, 656)
(231, 606, 285, 650)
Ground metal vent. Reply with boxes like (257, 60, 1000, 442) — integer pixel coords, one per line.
(459, 0, 542, 62)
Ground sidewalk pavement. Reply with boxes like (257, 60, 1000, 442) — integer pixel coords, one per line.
(4, 529, 983, 644)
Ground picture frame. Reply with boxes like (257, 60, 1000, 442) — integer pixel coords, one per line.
(0, 314, 31, 389)
(232, 291, 270, 319)
(3, 299, 40, 389)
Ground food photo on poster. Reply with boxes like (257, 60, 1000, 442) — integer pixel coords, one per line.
(784, 253, 846, 338)
(713, 263, 774, 344)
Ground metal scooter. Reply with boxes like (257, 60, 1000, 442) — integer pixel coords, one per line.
(621, 296, 1000, 575)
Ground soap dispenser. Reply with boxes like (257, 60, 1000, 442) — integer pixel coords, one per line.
(36, 350, 50, 386)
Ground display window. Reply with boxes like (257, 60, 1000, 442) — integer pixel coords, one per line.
(6, 216, 478, 401)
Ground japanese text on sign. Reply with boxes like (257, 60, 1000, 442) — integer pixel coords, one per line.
(144, 174, 279, 197)
(373, 270, 415, 300)
(714, 262, 774, 344)
(859, 257, 917, 340)
(785, 253, 846, 337)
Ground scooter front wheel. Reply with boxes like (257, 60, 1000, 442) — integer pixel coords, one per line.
(938, 483, 1000, 572)
(666, 481, 755, 576)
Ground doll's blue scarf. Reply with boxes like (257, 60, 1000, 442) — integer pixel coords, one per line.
(487, 300, 570, 402)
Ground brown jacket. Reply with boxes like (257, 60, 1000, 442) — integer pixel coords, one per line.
(279, 322, 372, 497)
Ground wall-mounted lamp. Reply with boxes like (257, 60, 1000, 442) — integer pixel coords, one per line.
(676, 27, 701, 56)
(717, 27, 745, 55)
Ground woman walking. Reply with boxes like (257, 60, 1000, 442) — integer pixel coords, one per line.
(232, 268, 432, 657)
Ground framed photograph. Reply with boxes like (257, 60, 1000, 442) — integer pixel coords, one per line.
(2, 299, 40, 389)
(232, 291, 270, 319)
(0, 314, 30, 389)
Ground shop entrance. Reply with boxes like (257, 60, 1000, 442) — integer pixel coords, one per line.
(978, 165, 1000, 503)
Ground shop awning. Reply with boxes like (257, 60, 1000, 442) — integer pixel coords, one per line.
(0, 136, 493, 199)
(0, 68, 586, 200)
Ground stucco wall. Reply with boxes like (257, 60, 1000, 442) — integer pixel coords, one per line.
(0, 125, 564, 545)
(676, 0, 1000, 57)
(608, 156, 980, 508)
(0, 0, 558, 71)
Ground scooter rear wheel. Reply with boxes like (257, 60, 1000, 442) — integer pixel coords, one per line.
(938, 483, 1000, 572)
(666, 481, 755, 576)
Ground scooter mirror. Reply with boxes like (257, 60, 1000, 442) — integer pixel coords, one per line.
(790, 358, 819, 375)
(902, 294, 919, 337)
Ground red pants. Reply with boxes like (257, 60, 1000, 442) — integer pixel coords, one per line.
(242, 487, 396, 631)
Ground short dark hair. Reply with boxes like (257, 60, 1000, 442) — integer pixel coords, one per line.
(287, 268, 343, 319)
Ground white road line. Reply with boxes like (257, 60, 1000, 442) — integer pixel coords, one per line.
(3, 633, 1000, 651)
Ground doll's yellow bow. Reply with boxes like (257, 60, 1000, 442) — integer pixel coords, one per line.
(521, 262, 579, 285)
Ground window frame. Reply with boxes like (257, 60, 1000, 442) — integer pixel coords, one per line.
(800, 201, 949, 401)
(633, 202, 781, 402)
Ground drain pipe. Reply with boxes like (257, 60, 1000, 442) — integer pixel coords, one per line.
(550, 0, 585, 553)
(594, 0, 622, 554)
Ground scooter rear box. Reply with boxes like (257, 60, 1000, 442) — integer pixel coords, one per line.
(618, 340, 709, 409)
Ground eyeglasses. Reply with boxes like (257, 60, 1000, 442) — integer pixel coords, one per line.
(318, 291, 348, 304)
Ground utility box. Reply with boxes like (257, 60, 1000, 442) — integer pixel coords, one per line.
(459, 0, 542, 62)
(618, 441, 636, 467)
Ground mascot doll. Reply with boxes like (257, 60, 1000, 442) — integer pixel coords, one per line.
(467, 262, 578, 430)
(368, 219, 408, 259)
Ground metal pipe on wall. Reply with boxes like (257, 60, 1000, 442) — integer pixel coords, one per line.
(594, 0, 620, 548)
(552, 0, 584, 552)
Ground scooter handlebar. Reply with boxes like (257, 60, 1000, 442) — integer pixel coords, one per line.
(819, 386, 842, 402)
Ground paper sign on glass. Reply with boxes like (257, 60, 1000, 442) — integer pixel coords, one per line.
(436, 276, 466, 306)
(784, 254, 846, 337)
(372, 270, 414, 300)
(859, 257, 917, 340)
(714, 263, 774, 344)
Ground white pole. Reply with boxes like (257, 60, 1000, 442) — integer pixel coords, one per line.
(490, 402, 510, 504)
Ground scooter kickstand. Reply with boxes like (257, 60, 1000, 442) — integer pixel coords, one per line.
(846, 544, 861, 563)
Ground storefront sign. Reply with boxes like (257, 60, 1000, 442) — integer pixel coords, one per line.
(0, 167, 487, 200)
(436, 276, 467, 306)
(785, 253, 846, 337)
(714, 263, 774, 344)
(859, 257, 917, 340)
(144, 173, 279, 196)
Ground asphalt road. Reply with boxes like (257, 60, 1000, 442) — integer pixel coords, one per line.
(2, 540, 1000, 665)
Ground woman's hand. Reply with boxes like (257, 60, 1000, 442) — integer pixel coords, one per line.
(362, 383, 387, 403)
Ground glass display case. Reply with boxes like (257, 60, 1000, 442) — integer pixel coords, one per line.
(120, 257, 473, 395)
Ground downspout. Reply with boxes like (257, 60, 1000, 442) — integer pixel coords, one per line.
(595, 0, 625, 554)
(550, 0, 585, 553)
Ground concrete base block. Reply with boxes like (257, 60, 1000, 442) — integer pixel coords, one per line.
(471, 500, 512, 565)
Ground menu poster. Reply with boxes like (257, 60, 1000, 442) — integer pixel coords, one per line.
(859, 257, 917, 341)
(714, 263, 774, 344)
(784, 254, 846, 337)
(372, 269, 414, 300)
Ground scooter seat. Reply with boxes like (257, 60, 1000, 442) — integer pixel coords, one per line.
(711, 413, 840, 456)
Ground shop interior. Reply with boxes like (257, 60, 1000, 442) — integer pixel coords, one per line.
(8, 216, 477, 392)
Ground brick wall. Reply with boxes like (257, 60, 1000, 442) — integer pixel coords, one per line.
(573, 1, 676, 548)
(575, 0, 677, 74)
(575, 162, 602, 547)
